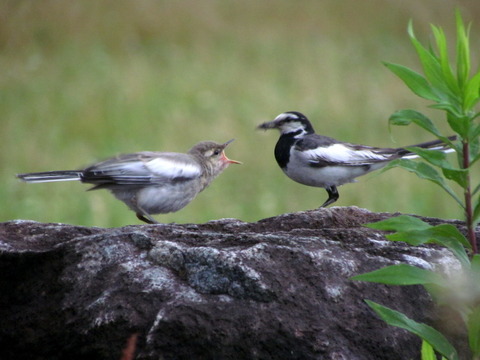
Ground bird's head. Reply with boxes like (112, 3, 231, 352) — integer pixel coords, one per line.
(189, 139, 241, 175)
(257, 111, 315, 136)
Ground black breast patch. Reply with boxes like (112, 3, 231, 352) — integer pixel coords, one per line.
(274, 133, 298, 169)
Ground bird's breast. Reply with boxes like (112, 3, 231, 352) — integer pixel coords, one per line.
(274, 134, 298, 169)
(283, 160, 386, 188)
(116, 180, 202, 215)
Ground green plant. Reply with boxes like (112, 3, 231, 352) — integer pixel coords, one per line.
(352, 11, 480, 360)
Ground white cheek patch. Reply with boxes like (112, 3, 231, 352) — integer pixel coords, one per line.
(281, 121, 305, 134)
(146, 158, 201, 179)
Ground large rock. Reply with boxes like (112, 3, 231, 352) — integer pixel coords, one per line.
(0, 207, 472, 360)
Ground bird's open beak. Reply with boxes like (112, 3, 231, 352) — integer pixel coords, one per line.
(222, 152, 242, 164)
(222, 139, 242, 164)
(257, 121, 277, 130)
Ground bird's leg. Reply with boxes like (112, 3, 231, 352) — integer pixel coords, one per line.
(132, 196, 159, 224)
(136, 212, 159, 224)
(134, 203, 159, 224)
(320, 186, 339, 207)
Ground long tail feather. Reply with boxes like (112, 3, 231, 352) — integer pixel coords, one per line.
(17, 170, 82, 183)
(397, 135, 457, 159)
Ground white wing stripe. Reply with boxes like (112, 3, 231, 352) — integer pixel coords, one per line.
(302, 144, 390, 163)
(146, 158, 201, 178)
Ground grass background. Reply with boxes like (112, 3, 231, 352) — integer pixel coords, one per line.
(1, 0, 479, 227)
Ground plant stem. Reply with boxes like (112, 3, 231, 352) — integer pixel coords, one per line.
(463, 140, 478, 254)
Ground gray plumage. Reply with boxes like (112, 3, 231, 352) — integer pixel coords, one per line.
(17, 140, 241, 224)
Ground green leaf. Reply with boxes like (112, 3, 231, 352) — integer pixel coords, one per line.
(388, 110, 415, 126)
(473, 195, 480, 225)
(366, 216, 470, 265)
(404, 147, 456, 169)
(473, 184, 480, 196)
(389, 110, 442, 138)
(470, 123, 480, 142)
(366, 215, 431, 232)
(368, 217, 470, 266)
(447, 113, 471, 138)
(429, 102, 463, 118)
(365, 300, 459, 360)
(406, 147, 449, 164)
(441, 168, 467, 188)
(470, 137, 480, 162)
(421, 225, 471, 266)
(467, 305, 480, 357)
(384, 159, 463, 207)
(352, 264, 445, 286)
(431, 24, 459, 96)
(384, 62, 439, 101)
(408, 22, 456, 99)
(421, 340, 437, 360)
(471, 138, 480, 159)
(463, 71, 480, 111)
(386, 230, 430, 246)
(404, 145, 469, 188)
(386, 227, 470, 268)
(431, 224, 471, 248)
(455, 10, 471, 90)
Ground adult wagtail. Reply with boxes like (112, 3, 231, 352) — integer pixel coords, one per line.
(258, 111, 456, 207)
(17, 140, 241, 224)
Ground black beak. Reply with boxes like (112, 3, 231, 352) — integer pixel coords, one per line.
(223, 139, 235, 148)
(257, 121, 277, 130)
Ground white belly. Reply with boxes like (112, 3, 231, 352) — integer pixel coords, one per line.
(283, 161, 387, 188)
(112, 181, 201, 215)
(137, 184, 199, 214)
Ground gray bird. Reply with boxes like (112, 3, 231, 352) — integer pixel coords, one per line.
(17, 140, 241, 224)
(258, 111, 456, 207)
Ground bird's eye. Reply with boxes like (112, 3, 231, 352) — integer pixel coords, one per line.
(213, 149, 221, 156)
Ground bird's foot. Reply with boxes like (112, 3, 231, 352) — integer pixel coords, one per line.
(320, 186, 339, 207)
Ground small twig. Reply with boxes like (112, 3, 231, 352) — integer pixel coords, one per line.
(120, 333, 138, 360)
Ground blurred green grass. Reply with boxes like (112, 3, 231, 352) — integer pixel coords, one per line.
(1, 0, 479, 227)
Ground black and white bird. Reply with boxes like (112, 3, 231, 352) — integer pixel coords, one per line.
(17, 140, 241, 224)
(258, 111, 456, 207)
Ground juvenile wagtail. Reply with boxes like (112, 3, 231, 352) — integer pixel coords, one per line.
(17, 140, 241, 224)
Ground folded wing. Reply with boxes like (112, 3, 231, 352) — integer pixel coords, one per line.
(296, 140, 396, 167)
(83, 152, 202, 188)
